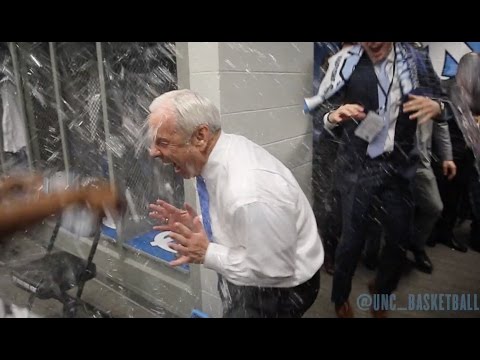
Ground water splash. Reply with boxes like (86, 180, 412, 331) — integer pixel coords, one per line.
(0, 42, 184, 318)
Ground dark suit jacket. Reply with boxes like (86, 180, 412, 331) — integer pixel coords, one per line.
(314, 44, 447, 192)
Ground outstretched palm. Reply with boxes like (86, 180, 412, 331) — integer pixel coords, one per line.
(149, 200, 197, 232)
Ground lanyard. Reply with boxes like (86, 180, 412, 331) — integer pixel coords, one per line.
(375, 46, 396, 112)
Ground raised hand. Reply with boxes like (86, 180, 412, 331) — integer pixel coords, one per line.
(403, 94, 442, 124)
(328, 104, 367, 124)
(149, 200, 197, 232)
(167, 216, 209, 266)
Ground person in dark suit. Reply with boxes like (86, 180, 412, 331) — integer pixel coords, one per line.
(311, 42, 385, 276)
(306, 42, 449, 317)
(431, 52, 480, 253)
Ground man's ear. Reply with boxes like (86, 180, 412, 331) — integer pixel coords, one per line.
(193, 125, 209, 148)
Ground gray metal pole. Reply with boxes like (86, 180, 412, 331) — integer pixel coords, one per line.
(0, 97, 5, 173)
(0, 141, 5, 174)
(8, 42, 33, 170)
(49, 42, 70, 182)
(96, 42, 115, 187)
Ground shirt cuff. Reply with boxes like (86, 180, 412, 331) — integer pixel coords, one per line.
(323, 112, 338, 131)
(204, 242, 228, 273)
(432, 99, 447, 122)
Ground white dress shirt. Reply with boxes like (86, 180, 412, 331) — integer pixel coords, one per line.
(201, 132, 324, 288)
(324, 46, 402, 154)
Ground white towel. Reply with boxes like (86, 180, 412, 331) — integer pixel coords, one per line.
(1, 78, 27, 153)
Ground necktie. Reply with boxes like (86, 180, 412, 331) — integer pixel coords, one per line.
(367, 60, 391, 158)
(196, 176, 213, 241)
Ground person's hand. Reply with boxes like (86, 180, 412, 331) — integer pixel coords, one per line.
(149, 200, 197, 232)
(167, 216, 209, 266)
(327, 104, 366, 124)
(403, 95, 441, 124)
(442, 160, 457, 180)
(80, 181, 122, 216)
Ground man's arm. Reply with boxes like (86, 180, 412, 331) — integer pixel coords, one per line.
(432, 120, 457, 180)
(0, 191, 85, 240)
(310, 90, 344, 135)
(0, 175, 42, 199)
(312, 90, 368, 139)
(0, 182, 120, 241)
(432, 121, 453, 162)
(422, 45, 450, 122)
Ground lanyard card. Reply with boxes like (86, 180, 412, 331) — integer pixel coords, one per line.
(354, 110, 385, 143)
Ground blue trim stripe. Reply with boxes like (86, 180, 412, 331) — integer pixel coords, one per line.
(191, 309, 209, 318)
(101, 224, 117, 240)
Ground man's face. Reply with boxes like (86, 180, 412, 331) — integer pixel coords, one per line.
(361, 42, 393, 63)
(148, 110, 200, 179)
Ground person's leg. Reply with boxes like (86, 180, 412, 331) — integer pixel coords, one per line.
(320, 189, 342, 275)
(373, 178, 413, 297)
(312, 141, 340, 274)
(413, 168, 443, 250)
(411, 168, 442, 273)
(363, 213, 383, 271)
(469, 166, 480, 252)
(432, 158, 469, 252)
(332, 181, 374, 314)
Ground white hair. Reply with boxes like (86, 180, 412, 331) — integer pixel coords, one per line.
(149, 89, 221, 136)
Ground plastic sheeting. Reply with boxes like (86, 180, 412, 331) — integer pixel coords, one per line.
(1, 41, 183, 245)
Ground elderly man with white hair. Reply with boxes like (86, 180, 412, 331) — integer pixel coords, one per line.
(148, 89, 324, 318)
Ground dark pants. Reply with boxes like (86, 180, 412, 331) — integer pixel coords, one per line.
(433, 154, 474, 240)
(218, 270, 320, 318)
(469, 166, 480, 247)
(362, 207, 384, 261)
(332, 159, 413, 305)
(312, 137, 341, 263)
(412, 168, 443, 251)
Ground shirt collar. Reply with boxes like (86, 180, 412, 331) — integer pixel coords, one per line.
(377, 45, 395, 68)
(200, 131, 229, 182)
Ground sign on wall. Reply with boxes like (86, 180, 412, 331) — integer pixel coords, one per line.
(422, 42, 480, 79)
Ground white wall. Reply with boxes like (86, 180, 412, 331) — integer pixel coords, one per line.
(183, 42, 314, 198)
(219, 42, 313, 199)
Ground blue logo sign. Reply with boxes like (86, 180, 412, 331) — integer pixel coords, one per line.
(423, 42, 480, 78)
